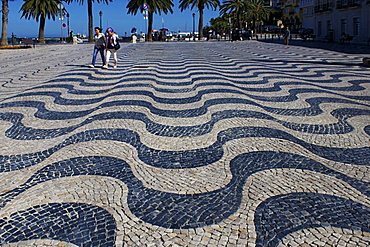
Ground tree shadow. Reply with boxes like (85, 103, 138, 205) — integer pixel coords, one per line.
(251, 58, 365, 67)
(257, 39, 370, 55)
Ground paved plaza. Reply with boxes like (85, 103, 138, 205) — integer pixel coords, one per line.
(0, 41, 369, 246)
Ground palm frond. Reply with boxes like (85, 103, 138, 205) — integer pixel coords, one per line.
(20, 0, 60, 21)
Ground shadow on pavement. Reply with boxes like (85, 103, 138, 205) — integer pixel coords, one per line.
(251, 59, 365, 67)
(257, 39, 370, 55)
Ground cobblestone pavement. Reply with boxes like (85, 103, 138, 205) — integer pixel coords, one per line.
(0, 42, 369, 246)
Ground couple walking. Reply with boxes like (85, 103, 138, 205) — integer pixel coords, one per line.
(90, 27, 120, 69)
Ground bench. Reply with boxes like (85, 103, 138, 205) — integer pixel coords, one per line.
(339, 34, 353, 44)
(308, 34, 316, 40)
(20, 38, 36, 47)
(301, 34, 316, 41)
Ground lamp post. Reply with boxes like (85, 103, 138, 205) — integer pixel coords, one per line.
(57, 3, 64, 42)
(229, 17, 232, 41)
(99, 11, 103, 30)
(66, 12, 70, 37)
(192, 13, 195, 41)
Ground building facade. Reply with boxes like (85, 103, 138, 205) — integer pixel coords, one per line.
(314, 0, 370, 43)
(300, 0, 315, 29)
(280, 0, 369, 43)
(281, 0, 303, 32)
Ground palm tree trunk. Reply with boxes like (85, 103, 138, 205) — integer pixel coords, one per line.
(148, 11, 153, 42)
(38, 15, 46, 44)
(1, 0, 9, 46)
(88, 0, 93, 43)
(237, 10, 241, 29)
(198, 7, 204, 40)
(253, 18, 256, 34)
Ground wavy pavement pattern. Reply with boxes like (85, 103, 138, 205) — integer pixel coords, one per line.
(255, 193, 370, 247)
(1, 126, 370, 173)
(0, 203, 116, 246)
(0, 42, 369, 246)
(0, 152, 369, 219)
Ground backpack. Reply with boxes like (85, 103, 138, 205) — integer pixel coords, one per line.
(114, 39, 120, 50)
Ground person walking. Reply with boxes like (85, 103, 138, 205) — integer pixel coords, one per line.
(103, 27, 119, 69)
(283, 27, 290, 46)
(89, 27, 106, 68)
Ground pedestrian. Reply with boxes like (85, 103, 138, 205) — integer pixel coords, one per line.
(11, 33, 16, 45)
(132, 34, 137, 43)
(103, 27, 119, 69)
(89, 27, 106, 68)
(283, 27, 290, 46)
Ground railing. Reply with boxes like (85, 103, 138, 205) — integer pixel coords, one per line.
(314, 2, 334, 12)
(336, 0, 361, 8)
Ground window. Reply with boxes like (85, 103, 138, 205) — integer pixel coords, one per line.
(318, 21, 322, 36)
(340, 19, 347, 34)
(327, 20, 332, 34)
(353, 18, 360, 36)
(304, 6, 314, 16)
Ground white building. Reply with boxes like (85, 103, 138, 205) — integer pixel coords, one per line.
(314, 0, 370, 43)
(300, 0, 315, 29)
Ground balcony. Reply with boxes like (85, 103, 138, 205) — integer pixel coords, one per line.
(314, 2, 334, 12)
(336, 0, 361, 8)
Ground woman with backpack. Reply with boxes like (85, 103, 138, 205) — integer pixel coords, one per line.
(103, 27, 120, 69)
(89, 27, 106, 68)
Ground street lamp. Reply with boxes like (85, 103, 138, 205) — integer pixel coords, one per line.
(99, 11, 103, 30)
(192, 13, 195, 41)
(66, 12, 70, 37)
(57, 3, 64, 42)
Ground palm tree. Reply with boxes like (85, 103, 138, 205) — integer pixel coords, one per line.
(1, 0, 15, 46)
(179, 0, 220, 40)
(220, 0, 247, 29)
(245, 0, 270, 33)
(20, 0, 60, 43)
(65, 0, 111, 43)
(209, 15, 230, 35)
(127, 0, 174, 42)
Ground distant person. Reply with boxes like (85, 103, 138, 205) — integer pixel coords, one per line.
(69, 30, 74, 43)
(73, 35, 78, 45)
(283, 27, 290, 45)
(103, 27, 119, 69)
(89, 27, 105, 68)
(11, 33, 16, 45)
(132, 34, 137, 43)
(340, 32, 347, 43)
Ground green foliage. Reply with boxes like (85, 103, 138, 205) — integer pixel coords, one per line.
(126, 0, 174, 15)
(64, 0, 112, 5)
(20, 0, 60, 21)
(220, 0, 247, 28)
(179, 0, 220, 11)
(209, 15, 230, 34)
(219, 0, 271, 30)
(220, 0, 247, 16)
(179, 0, 220, 38)
(244, 0, 270, 22)
(126, 0, 174, 41)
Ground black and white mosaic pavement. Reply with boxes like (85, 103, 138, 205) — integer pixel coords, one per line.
(0, 42, 369, 246)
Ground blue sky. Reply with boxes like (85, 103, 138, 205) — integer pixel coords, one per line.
(5, 0, 220, 38)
